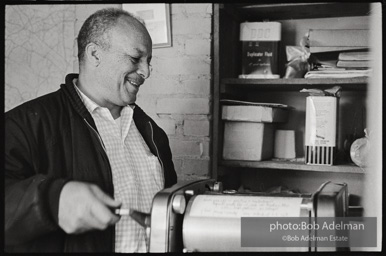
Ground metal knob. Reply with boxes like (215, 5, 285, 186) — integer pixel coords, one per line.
(185, 190, 194, 196)
(213, 182, 223, 192)
(172, 194, 186, 214)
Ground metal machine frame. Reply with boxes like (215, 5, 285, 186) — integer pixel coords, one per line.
(146, 179, 348, 252)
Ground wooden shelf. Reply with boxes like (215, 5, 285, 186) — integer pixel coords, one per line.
(221, 77, 367, 92)
(231, 3, 370, 21)
(221, 160, 364, 174)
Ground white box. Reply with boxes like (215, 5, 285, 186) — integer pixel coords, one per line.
(305, 96, 338, 165)
(223, 122, 274, 161)
(222, 105, 288, 123)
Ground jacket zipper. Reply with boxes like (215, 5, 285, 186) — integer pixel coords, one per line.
(83, 118, 115, 252)
(148, 121, 164, 171)
(83, 118, 107, 153)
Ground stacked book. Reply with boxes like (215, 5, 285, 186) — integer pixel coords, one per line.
(305, 29, 371, 78)
(337, 51, 370, 69)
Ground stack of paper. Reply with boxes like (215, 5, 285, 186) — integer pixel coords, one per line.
(305, 69, 371, 79)
(336, 51, 371, 69)
(306, 29, 371, 78)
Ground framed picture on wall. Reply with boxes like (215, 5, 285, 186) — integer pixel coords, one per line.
(122, 3, 172, 48)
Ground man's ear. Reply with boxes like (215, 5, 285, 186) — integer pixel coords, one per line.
(85, 43, 101, 67)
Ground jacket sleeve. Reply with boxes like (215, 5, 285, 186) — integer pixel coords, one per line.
(5, 116, 69, 246)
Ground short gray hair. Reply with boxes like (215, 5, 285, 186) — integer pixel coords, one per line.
(77, 8, 145, 63)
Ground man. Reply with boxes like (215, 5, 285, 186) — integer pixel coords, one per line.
(5, 8, 177, 252)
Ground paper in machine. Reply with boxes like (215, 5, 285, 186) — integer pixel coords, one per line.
(131, 179, 348, 252)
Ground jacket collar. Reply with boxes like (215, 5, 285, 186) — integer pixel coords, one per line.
(61, 73, 149, 127)
(62, 73, 91, 119)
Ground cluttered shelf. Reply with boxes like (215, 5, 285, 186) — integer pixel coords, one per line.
(213, 3, 372, 188)
(234, 3, 370, 20)
(221, 77, 367, 92)
(221, 160, 364, 174)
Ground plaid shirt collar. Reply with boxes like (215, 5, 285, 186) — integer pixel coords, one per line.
(72, 78, 135, 115)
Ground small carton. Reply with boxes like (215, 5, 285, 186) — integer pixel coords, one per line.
(223, 122, 274, 161)
(305, 96, 338, 165)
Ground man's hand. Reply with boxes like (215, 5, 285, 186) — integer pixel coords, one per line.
(58, 181, 122, 234)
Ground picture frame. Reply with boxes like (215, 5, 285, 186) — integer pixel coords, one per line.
(122, 3, 172, 48)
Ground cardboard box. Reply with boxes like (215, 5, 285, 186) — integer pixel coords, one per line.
(223, 122, 274, 161)
(308, 29, 369, 47)
(222, 105, 288, 123)
(305, 96, 338, 165)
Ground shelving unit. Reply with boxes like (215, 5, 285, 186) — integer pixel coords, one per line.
(233, 3, 370, 20)
(212, 3, 372, 198)
(221, 160, 363, 174)
(221, 77, 367, 93)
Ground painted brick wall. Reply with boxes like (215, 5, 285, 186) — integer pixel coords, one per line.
(139, 4, 213, 180)
(5, 4, 213, 181)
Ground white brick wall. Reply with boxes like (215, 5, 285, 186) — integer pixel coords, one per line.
(183, 119, 210, 136)
(182, 159, 210, 177)
(173, 17, 212, 35)
(181, 78, 211, 96)
(152, 57, 211, 76)
(185, 39, 211, 56)
(169, 139, 210, 158)
(135, 4, 213, 181)
(155, 118, 176, 135)
(156, 98, 210, 115)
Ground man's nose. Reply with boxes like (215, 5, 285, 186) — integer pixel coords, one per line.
(137, 61, 151, 79)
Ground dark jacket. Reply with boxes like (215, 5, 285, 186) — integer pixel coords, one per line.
(4, 73, 177, 252)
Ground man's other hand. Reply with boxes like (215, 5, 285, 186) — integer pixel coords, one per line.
(58, 181, 122, 234)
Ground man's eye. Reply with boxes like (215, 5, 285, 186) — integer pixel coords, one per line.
(129, 56, 140, 64)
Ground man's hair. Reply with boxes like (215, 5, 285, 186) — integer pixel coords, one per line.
(77, 8, 145, 63)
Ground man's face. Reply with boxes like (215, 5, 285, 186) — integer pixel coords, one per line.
(96, 18, 152, 107)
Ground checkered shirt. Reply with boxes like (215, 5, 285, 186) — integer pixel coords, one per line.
(73, 80, 164, 252)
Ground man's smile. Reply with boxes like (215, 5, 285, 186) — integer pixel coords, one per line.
(126, 77, 144, 88)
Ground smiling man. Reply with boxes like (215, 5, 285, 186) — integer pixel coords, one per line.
(5, 8, 177, 253)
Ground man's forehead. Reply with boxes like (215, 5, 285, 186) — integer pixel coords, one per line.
(116, 16, 146, 35)
(110, 21, 152, 55)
